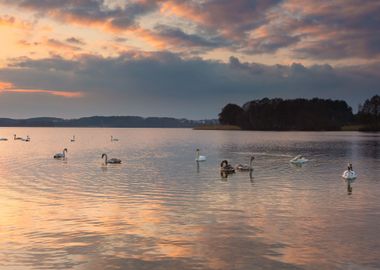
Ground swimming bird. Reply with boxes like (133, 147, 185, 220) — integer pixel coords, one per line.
(111, 136, 119, 142)
(220, 160, 235, 174)
(236, 156, 255, 171)
(54, 148, 68, 159)
(14, 134, 23, 140)
(290, 155, 309, 164)
(195, 149, 206, 162)
(102, 153, 121, 164)
(70, 135, 75, 142)
(342, 163, 357, 180)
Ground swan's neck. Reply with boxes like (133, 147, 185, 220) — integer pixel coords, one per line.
(196, 151, 200, 159)
(250, 159, 253, 167)
(104, 155, 108, 163)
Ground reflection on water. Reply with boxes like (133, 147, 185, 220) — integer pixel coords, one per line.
(0, 128, 379, 270)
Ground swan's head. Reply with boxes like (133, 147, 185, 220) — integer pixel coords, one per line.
(63, 148, 68, 152)
(250, 156, 255, 161)
(196, 148, 200, 152)
(102, 153, 107, 159)
(220, 160, 228, 168)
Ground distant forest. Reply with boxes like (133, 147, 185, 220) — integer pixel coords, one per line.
(0, 116, 217, 128)
(219, 95, 380, 131)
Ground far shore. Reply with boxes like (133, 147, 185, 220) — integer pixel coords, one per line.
(193, 124, 241, 130)
(194, 124, 379, 132)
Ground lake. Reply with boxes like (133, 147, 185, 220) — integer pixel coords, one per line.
(0, 128, 379, 270)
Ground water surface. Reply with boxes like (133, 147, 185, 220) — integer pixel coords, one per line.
(0, 128, 379, 270)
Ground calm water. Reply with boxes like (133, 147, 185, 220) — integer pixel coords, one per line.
(0, 128, 379, 270)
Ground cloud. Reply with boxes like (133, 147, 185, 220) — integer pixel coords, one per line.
(66, 37, 86, 46)
(2, 0, 379, 60)
(0, 79, 83, 98)
(0, 15, 34, 29)
(135, 25, 231, 52)
(1, 0, 159, 31)
(275, 0, 380, 59)
(0, 88, 83, 98)
(0, 52, 378, 118)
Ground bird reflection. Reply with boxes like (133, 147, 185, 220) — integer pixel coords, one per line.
(249, 171, 254, 183)
(196, 162, 200, 173)
(220, 171, 229, 180)
(345, 179, 355, 195)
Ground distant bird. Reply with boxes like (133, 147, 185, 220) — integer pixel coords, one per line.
(111, 136, 119, 142)
(70, 135, 75, 142)
(102, 153, 121, 164)
(54, 148, 68, 159)
(195, 148, 206, 162)
(342, 163, 357, 180)
(236, 156, 254, 171)
(0, 137, 8, 141)
(24, 135, 30, 142)
(290, 155, 309, 164)
(220, 160, 235, 173)
(14, 134, 23, 140)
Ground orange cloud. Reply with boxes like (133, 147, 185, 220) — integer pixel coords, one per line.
(0, 89, 83, 98)
(0, 82, 83, 98)
(0, 81, 13, 89)
(0, 15, 34, 30)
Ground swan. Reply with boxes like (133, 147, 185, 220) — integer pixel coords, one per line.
(342, 163, 357, 180)
(70, 135, 75, 142)
(0, 137, 8, 141)
(14, 134, 23, 140)
(236, 156, 254, 171)
(220, 160, 235, 173)
(290, 155, 309, 164)
(111, 136, 119, 142)
(54, 148, 67, 159)
(195, 149, 206, 162)
(102, 153, 121, 164)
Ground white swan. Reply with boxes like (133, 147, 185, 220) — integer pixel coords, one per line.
(54, 148, 67, 159)
(195, 149, 206, 162)
(102, 153, 121, 164)
(70, 135, 75, 142)
(290, 155, 309, 164)
(342, 163, 357, 180)
(0, 137, 8, 141)
(236, 156, 254, 171)
(111, 136, 119, 142)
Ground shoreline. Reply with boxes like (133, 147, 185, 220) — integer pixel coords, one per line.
(194, 124, 380, 132)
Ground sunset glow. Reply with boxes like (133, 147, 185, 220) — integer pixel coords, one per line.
(0, 0, 379, 118)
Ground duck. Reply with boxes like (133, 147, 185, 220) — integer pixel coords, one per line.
(220, 160, 235, 174)
(102, 153, 121, 164)
(70, 135, 75, 142)
(0, 137, 8, 141)
(342, 163, 357, 180)
(290, 155, 309, 164)
(236, 156, 254, 171)
(195, 148, 206, 162)
(54, 148, 68, 159)
(111, 136, 119, 142)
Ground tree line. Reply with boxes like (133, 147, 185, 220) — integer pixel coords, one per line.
(219, 95, 380, 131)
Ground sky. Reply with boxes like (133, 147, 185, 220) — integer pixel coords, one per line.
(0, 0, 379, 119)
